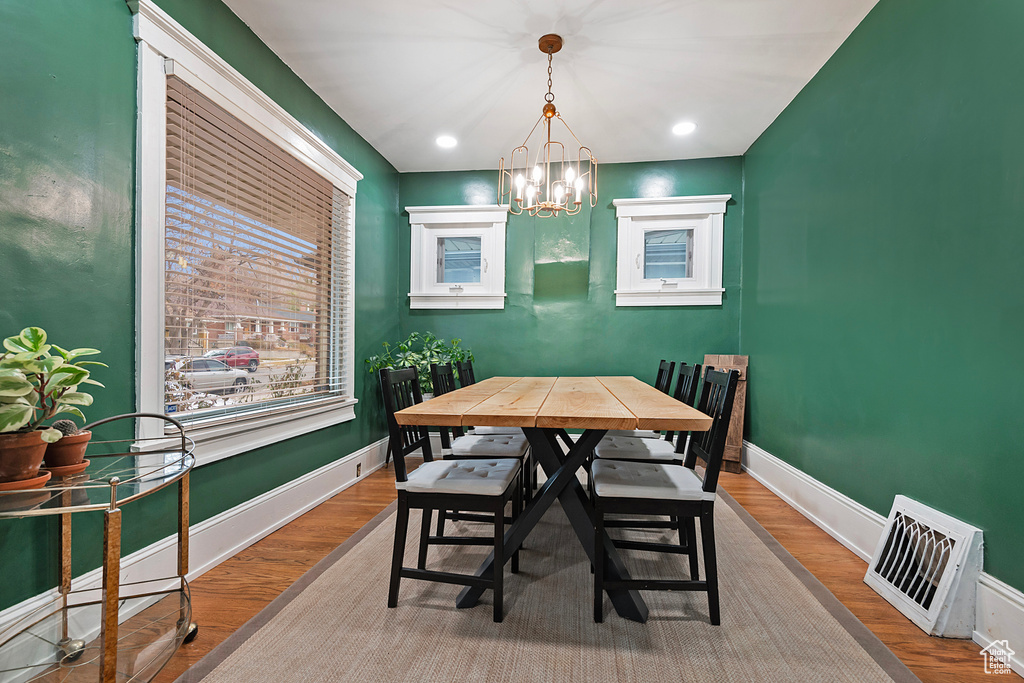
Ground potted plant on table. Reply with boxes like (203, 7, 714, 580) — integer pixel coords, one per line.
(0, 327, 105, 483)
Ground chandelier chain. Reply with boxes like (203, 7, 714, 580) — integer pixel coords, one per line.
(545, 51, 554, 103)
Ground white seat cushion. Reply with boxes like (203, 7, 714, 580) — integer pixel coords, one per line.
(604, 429, 663, 439)
(397, 459, 520, 495)
(470, 426, 523, 436)
(592, 460, 715, 501)
(451, 434, 529, 458)
(593, 435, 680, 462)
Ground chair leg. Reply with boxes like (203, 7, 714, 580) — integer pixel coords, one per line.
(700, 508, 720, 625)
(388, 496, 410, 608)
(511, 480, 521, 574)
(435, 508, 447, 537)
(417, 507, 432, 570)
(684, 516, 699, 580)
(493, 507, 504, 623)
(594, 506, 605, 623)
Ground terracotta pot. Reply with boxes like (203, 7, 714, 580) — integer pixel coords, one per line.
(43, 430, 92, 469)
(0, 431, 49, 483)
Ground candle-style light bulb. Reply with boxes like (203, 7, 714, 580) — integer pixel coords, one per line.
(574, 176, 584, 204)
(564, 166, 575, 184)
(554, 184, 565, 204)
(532, 165, 543, 182)
(515, 174, 525, 201)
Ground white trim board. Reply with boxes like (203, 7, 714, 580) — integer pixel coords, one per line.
(742, 440, 1024, 678)
(0, 437, 389, 640)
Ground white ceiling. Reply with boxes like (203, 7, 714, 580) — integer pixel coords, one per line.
(222, 0, 879, 173)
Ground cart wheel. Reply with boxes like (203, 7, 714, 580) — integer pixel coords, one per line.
(58, 637, 86, 662)
(184, 622, 199, 643)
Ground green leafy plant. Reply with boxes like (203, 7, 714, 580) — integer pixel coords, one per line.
(365, 332, 473, 394)
(0, 327, 105, 442)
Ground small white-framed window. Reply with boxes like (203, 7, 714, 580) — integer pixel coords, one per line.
(613, 194, 731, 306)
(406, 205, 508, 309)
(133, 0, 361, 465)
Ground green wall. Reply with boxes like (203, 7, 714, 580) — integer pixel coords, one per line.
(397, 158, 743, 381)
(0, 0, 400, 609)
(741, 0, 1024, 589)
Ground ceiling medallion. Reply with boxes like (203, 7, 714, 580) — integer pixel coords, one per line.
(498, 34, 597, 217)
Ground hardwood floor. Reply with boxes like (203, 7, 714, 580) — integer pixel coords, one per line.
(155, 463, 993, 683)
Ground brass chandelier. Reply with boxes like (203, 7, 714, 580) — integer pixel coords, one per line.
(498, 34, 597, 217)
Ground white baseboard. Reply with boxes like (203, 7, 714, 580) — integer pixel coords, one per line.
(0, 437, 389, 641)
(742, 440, 1024, 678)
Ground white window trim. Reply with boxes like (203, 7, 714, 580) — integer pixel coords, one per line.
(133, 0, 361, 466)
(406, 205, 508, 309)
(613, 194, 731, 307)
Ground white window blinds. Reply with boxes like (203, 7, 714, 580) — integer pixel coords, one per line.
(164, 75, 352, 425)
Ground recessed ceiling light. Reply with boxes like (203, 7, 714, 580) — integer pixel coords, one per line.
(436, 135, 458, 148)
(672, 121, 697, 136)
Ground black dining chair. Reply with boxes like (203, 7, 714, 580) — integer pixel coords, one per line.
(455, 359, 476, 387)
(429, 363, 532, 533)
(590, 367, 740, 624)
(380, 366, 522, 622)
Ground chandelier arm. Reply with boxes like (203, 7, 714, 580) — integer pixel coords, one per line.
(554, 114, 589, 153)
(519, 113, 547, 149)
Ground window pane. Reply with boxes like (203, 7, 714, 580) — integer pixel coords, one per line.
(436, 236, 481, 283)
(644, 229, 693, 279)
(164, 76, 350, 423)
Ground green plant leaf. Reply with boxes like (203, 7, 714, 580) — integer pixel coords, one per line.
(0, 374, 35, 397)
(80, 378, 105, 388)
(3, 337, 32, 353)
(1, 358, 47, 375)
(51, 344, 69, 359)
(50, 370, 89, 390)
(73, 360, 108, 368)
(19, 327, 47, 351)
(39, 427, 62, 443)
(53, 406, 86, 421)
(0, 402, 33, 432)
(58, 392, 93, 407)
(38, 356, 64, 373)
(65, 348, 101, 361)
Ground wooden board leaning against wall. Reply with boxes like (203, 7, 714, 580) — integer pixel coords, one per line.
(703, 355, 748, 473)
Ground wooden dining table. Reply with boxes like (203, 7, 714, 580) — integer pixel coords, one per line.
(394, 375, 712, 623)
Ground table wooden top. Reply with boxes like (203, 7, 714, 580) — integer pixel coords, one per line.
(394, 376, 713, 431)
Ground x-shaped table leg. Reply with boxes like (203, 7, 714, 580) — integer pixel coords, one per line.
(456, 427, 649, 622)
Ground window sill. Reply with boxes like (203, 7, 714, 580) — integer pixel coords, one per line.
(614, 288, 724, 307)
(408, 293, 507, 310)
(138, 396, 357, 467)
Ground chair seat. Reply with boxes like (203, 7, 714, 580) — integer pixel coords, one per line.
(470, 426, 523, 436)
(604, 429, 662, 439)
(397, 458, 520, 495)
(591, 460, 715, 501)
(593, 435, 680, 462)
(451, 434, 530, 458)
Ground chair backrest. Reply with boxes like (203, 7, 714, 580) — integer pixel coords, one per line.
(430, 362, 458, 396)
(455, 360, 476, 387)
(664, 362, 702, 442)
(655, 359, 675, 394)
(430, 363, 465, 448)
(379, 366, 434, 483)
(684, 367, 740, 494)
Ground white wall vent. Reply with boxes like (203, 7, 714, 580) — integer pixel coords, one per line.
(864, 495, 983, 638)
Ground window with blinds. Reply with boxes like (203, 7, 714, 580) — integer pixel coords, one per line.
(164, 75, 352, 425)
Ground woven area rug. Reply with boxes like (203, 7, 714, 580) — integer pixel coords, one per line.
(175, 491, 918, 683)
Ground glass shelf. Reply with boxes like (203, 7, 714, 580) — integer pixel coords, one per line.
(0, 443, 194, 518)
(0, 584, 192, 683)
